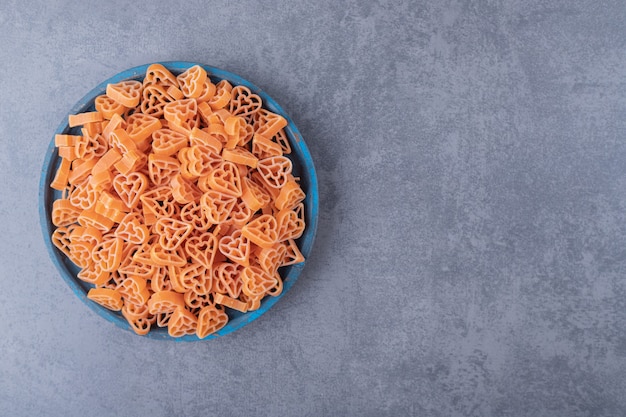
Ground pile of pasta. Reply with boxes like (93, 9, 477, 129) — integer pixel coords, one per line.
(49, 64, 306, 338)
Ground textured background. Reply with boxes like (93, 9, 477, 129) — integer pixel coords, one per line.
(1, 0, 626, 416)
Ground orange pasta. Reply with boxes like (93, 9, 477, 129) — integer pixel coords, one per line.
(49, 65, 307, 338)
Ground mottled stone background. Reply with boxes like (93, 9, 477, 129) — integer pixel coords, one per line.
(1, 0, 625, 416)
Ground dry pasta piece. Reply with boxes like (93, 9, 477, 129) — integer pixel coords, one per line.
(238, 292, 263, 311)
(154, 217, 192, 250)
(253, 109, 288, 138)
(119, 251, 155, 280)
(148, 153, 180, 186)
(50, 158, 72, 191)
(272, 128, 292, 154)
(229, 85, 262, 116)
(115, 212, 150, 244)
(205, 124, 229, 147)
(150, 266, 172, 292)
(215, 262, 244, 298)
(200, 190, 237, 224)
(184, 289, 212, 311)
(197, 101, 214, 124)
(275, 180, 306, 211)
(89, 169, 113, 193)
(131, 240, 159, 267)
(213, 292, 247, 313)
(205, 109, 227, 126)
(211, 263, 228, 294)
(121, 302, 153, 336)
(147, 290, 185, 314)
(196, 79, 217, 103)
(151, 128, 188, 156)
(177, 147, 196, 180)
(52, 199, 81, 227)
(218, 228, 251, 266)
(222, 146, 258, 168)
(77, 208, 114, 232)
(70, 226, 103, 268)
(168, 307, 198, 337)
(229, 199, 255, 228)
(256, 243, 287, 276)
(189, 127, 222, 153)
(58, 146, 78, 161)
(55, 134, 81, 147)
(77, 261, 110, 285)
(207, 80, 232, 110)
(118, 276, 151, 307)
(180, 201, 211, 232)
(196, 304, 228, 339)
(241, 265, 278, 297)
(102, 113, 124, 143)
(206, 161, 242, 197)
(143, 63, 178, 89)
(82, 121, 103, 138)
(281, 238, 305, 266)
(241, 214, 279, 249)
(109, 128, 137, 154)
(166, 85, 184, 100)
(150, 243, 187, 267)
(276, 203, 305, 241)
(167, 265, 186, 293)
(87, 288, 123, 311)
(168, 114, 200, 137)
(94, 200, 125, 224)
(184, 231, 218, 268)
(178, 262, 209, 293)
(125, 113, 162, 145)
(91, 236, 123, 272)
(191, 276, 215, 300)
(252, 133, 283, 159)
(241, 176, 271, 211)
(113, 172, 148, 209)
(106, 80, 143, 108)
(51, 224, 75, 259)
(256, 156, 292, 189)
(140, 84, 175, 118)
(186, 145, 222, 178)
(170, 173, 202, 204)
(140, 186, 177, 219)
(92, 148, 122, 176)
(95, 95, 127, 120)
(266, 272, 284, 297)
(117, 254, 158, 280)
(238, 122, 255, 147)
(69, 177, 98, 210)
(75, 133, 108, 161)
(70, 240, 96, 269)
(223, 116, 245, 149)
(114, 149, 147, 176)
(176, 65, 207, 99)
(99, 190, 128, 213)
(164, 98, 197, 124)
(69, 111, 103, 128)
(68, 158, 96, 185)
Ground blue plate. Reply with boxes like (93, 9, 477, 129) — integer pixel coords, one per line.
(39, 62, 318, 341)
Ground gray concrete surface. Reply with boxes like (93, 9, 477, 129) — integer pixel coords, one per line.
(1, 0, 626, 415)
